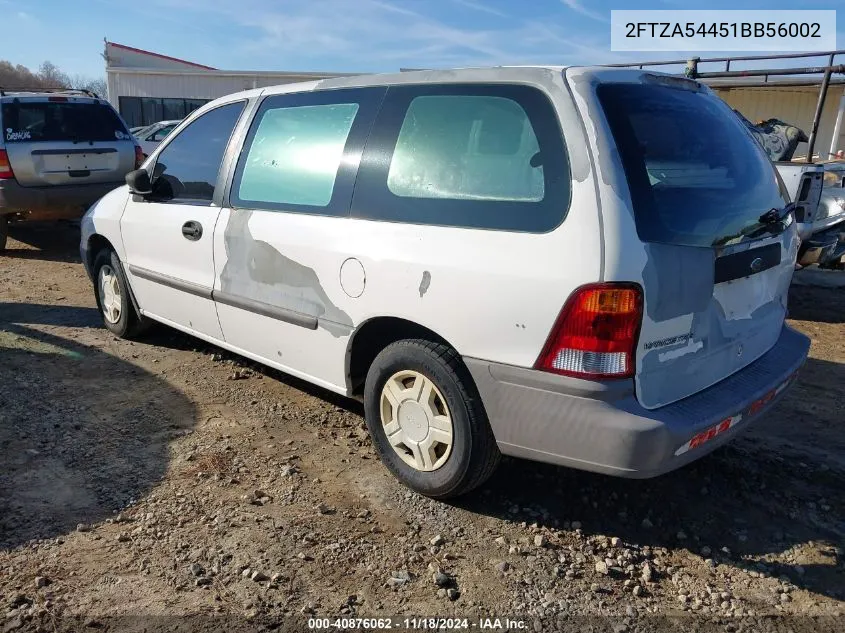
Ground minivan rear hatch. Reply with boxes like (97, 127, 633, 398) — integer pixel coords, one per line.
(1, 98, 135, 186)
(594, 74, 796, 409)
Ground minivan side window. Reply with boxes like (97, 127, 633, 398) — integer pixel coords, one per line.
(388, 96, 543, 202)
(152, 101, 245, 202)
(236, 104, 359, 207)
(229, 87, 386, 216)
(352, 84, 571, 232)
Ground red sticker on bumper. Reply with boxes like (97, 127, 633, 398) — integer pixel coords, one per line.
(674, 372, 798, 456)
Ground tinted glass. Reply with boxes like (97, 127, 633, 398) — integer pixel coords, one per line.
(152, 101, 244, 202)
(119, 97, 143, 129)
(141, 98, 163, 128)
(133, 124, 157, 139)
(161, 99, 184, 121)
(119, 97, 211, 127)
(352, 84, 570, 233)
(2, 102, 129, 143)
(236, 103, 359, 207)
(598, 83, 788, 247)
(388, 95, 543, 202)
(150, 125, 176, 141)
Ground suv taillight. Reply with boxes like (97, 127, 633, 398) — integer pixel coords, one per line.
(535, 283, 643, 380)
(134, 144, 144, 169)
(0, 150, 13, 179)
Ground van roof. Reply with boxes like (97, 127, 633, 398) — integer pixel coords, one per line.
(208, 65, 573, 104)
(194, 66, 679, 121)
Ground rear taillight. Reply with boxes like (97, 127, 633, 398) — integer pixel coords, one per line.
(535, 283, 643, 380)
(134, 144, 144, 169)
(0, 150, 13, 179)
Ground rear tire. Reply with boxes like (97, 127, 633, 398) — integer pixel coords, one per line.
(0, 215, 8, 252)
(363, 339, 500, 499)
(92, 248, 149, 338)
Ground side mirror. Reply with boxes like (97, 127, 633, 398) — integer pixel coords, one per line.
(126, 169, 152, 196)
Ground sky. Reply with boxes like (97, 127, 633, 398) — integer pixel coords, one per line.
(1, 0, 843, 78)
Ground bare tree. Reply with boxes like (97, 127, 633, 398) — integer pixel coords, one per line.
(36, 61, 71, 88)
(0, 61, 52, 90)
(0, 60, 105, 97)
(70, 74, 107, 97)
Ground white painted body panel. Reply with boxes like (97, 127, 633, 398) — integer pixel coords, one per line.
(80, 185, 132, 262)
(192, 67, 604, 394)
(212, 175, 602, 391)
(121, 198, 224, 339)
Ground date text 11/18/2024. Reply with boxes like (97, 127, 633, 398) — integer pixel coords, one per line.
(307, 617, 528, 630)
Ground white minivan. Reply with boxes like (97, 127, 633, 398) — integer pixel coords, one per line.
(81, 67, 810, 498)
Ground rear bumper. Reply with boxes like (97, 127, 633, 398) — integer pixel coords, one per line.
(0, 179, 121, 219)
(465, 324, 809, 478)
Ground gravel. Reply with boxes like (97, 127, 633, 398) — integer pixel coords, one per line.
(1, 230, 844, 629)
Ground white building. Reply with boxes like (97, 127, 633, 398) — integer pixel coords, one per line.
(103, 41, 351, 128)
(104, 41, 845, 158)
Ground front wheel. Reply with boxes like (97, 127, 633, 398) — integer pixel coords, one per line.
(363, 339, 500, 498)
(92, 248, 148, 338)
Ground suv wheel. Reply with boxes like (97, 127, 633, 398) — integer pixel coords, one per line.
(0, 215, 8, 251)
(363, 339, 500, 498)
(92, 248, 148, 338)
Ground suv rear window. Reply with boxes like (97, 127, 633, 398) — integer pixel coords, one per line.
(598, 82, 788, 247)
(2, 101, 129, 143)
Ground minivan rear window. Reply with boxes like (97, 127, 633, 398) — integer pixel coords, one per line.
(597, 83, 788, 247)
(1, 101, 129, 143)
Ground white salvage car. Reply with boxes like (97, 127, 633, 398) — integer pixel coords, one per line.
(132, 119, 181, 157)
(81, 66, 809, 498)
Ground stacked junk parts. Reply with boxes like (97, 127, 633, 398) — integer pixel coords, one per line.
(608, 50, 845, 269)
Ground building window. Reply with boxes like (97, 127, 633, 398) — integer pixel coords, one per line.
(118, 97, 211, 127)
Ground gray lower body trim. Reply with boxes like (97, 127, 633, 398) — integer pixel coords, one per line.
(465, 325, 810, 478)
(214, 291, 318, 330)
(127, 264, 212, 299)
(125, 265, 323, 331)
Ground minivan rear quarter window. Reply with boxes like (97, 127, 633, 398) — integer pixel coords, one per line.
(387, 95, 544, 202)
(2, 101, 129, 143)
(353, 84, 571, 233)
(598, 81, 788, 247)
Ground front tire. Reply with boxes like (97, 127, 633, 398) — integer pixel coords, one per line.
(92, 248, 147, 338)
(363, 339, 500, 499)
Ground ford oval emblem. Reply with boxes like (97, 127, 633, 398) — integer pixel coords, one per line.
(750, 257, 764, 273)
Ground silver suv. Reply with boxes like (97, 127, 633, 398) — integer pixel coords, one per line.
(0, 89, 140, 250)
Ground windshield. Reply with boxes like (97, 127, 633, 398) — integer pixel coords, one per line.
(598, 82, 788, 247)
(2, 101, 130, 143)
(132, 124, 158, 138)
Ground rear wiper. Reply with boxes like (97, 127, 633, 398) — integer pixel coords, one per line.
(759, 203, 794, 227)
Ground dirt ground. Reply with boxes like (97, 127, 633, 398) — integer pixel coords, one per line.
(1, 223, 843, 633)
